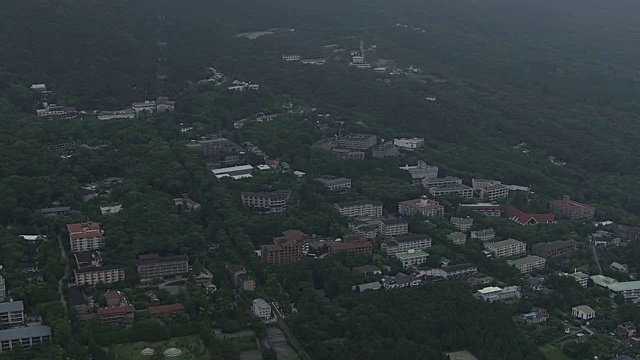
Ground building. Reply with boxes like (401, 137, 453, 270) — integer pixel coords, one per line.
(393, 137, 424, 151)
(74, 251, 103, 269)
(422, 176, 463, 189)
(36, 103, 76, 117)
(450, 217, 473, 231)
(30, 83, 46, 92)
(188, 135, 243, 157)
(484, 238, 526, 258)
(334, 200, 383, 217)
(470, 229, 495, 242)
(337, 133, 377, 150)
(0, 326, 51, 353)
(531, 240, 577, 258)
(0, 301, 24, 328)
(519, 309, 549, 325)
(445, 232, 466, 245)
(136, 254, 189, 281)
(472, 179, 509, 201)
(613, 224, 640, 241)
(349, 219, 381, 239)
(399, 161, 439, 181)
(173, 196, 202, 211)
(381, 234, 432, 256)
(474, 286, 521, 302)
(446, 351, 478, 360)
(610, 262, 629, 273)
(40, 206, 72, 217)
(616, 322, 637, 339)
(316, 177, 352, 193)
(505, 206, 555, 225)
(211, 164, 254, 180)
(550, 195, 595, 220)
(74, 266, 125, 286)
(609, 281, 640, 300)
(225, 264, 256, 291)
(0, 277, 4, 302)
(442, 263, 478, 279)
(252, 299, 271, 320)
(398, 196, 445, 218)
(67, 222, 105, 253)
(261, 230, 309, 265)
(97, 304, 135, 325)
(282, 54, 301, 61)
(458, 203, 502, 217)
(148, 304, 185, 316)
(471, 179, 501, 191)
(429, 185, 474, 199)
(331, 148, 366, 160)
(18, 235, 47, 245)
(572, 305, 596, 320)
(300, 58, 326, 65)
(507, 255, 546, 274)
(241, 191, 291, 213)
(99, 203, 123, 215)
(352, 281, 383, 292)
(131, 97, 175, 113)
(352, 265, 382, 275)
(371, 142, 400, 158)
(573, 271, 590, 288)
(396, 250, 429, 268)
(377, 218, 409, 237)
(327, 236, 373, 256)
(97, 108, 137, 120)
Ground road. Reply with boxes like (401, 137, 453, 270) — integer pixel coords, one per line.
(57, 236, 71, 314)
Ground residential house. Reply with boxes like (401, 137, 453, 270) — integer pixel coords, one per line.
(458, 203, 502, 217)
(474, 286, 521, 302)
(252, 299, 272, 320)
(451, 217, 473, 231)
(261, 230, 309, 265)
(381, 234, 432, 256)
(529, 277, 545, 291)
(371, 142, 400, 158)
(550, 195, 595, 220)
(396, 249, 429, 268)
(337, 134, 377, 150)
(18, 235, 47, 244)
(505, 206, 555, 225)
(74, 266, 125, 286)
(316, 177, 352, 193)
(241, 191, 291, 213)
(507, 255, 546, 274)
(531, 240, 577, 258)
(398, 196, 445, 218)
(136, 254, 189, 281)
(67, 222, 104, 252)
(447, 232, 467, 245)
(429, 185, 474, 199)
(572, 305, 596, 321)
(0, 326, 51, 354)
(334, 200, 383, 217)
(484, 238, 526, 258)
(393, 137, 424, 150)
(519, 309, 549, 325)
(99, 203, 122, 215)
(470, 229, 495, 242)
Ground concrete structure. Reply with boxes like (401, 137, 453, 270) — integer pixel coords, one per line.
(429, 185, 474, 199)
(188, 135, 243, 157)
(173, 196, 202, 211)
(398, 196, 445, 218)
(337, 133, 377, 150)
(0, 277, 4, 302)
(225, 264, 256, 291)
(352, 265, 382, 275)
(352, 281, 382, 292)
(474, 286, 521, 302)
(132, 97, 175, 113)
(447, 232, 467, 245)
(531, 240, 577, 258)
(99, 203, 123, 215)
(396, 250, 429, 268)
(450, 217, 473, 231)
(211, 164, 254, 179)
(282, 54, 301, 61)
(399, 161, 439, 181)
(550, 195, 595, 220)
(609, 281, 640, 300)
(0, 326, 51, 353)
(613, 224, 640, 241)
(508, 255, 546, 274)
(0, 301, 24, 328)
(458, 203, 502, 217)
(136, 254, 189, 281)
(40, 206, 72, 216)
(327, 236, 373, 256)
(484, 238, 526, 258)
(252, 299, 271, 320)
(573, 271, 590, 288)
(97, 108, 137, 120)
(472, 179, 509, 200)
(98, 304, 135, 325)
(261, 230, 309, 265)
(371, 142, 400, 158)
(393, 137, 424, 150)
(241, 191, 290, 213)
(334, 200, 383, 217)
(36, 103, 76, 117)
(67, 222, 104, 252)
(315, 177, 351, 193)
(74, 251, 103, 269)
(377, 218, 409, 237)
(616, 322, 637, 339)
(505, 206, 555, 225)
(572, 305, 596, 320)
(470, 229, 495, 242)
(331, 148, 366, 160)
(519, 309, 549, 325)
(382, 234, 432, 256)
(422, 176, 463, 189)
(74, 266, 125, 286)
(442, 263, 478, 279)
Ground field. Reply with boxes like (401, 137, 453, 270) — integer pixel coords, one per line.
(539, 344, 574, 360)
(108, 335, 209, 360)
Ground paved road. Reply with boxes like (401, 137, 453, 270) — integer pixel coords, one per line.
(57, 236, 71, 314)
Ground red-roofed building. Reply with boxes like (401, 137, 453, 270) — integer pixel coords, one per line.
(505, 207, 555, 226)
(148, 303, 185, 315)
(549, 195, 595, 220)
(97, 305, 135, 325)
(261, 230, 309, 265)
(327, 235, 373, 256)
(67, 222, 104, 252)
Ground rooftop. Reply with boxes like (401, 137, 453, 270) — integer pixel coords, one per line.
(393, 234, 431, 243)
(340, 133, 376, 140)
(550, 196, 594, 211)
(486, 238, 525, 248)
(0, 325, 51, 342)
(148, 303, 185, 314)
(378, 218, 409, 225)
(505, 206, 555, 225)
(508, 255, 545, 266)
(335, 199, 383, 208)
(572, 305, 595, 314)
(446, 351, 479, 360)
(532, 240, 577, 251)
(477, 286, 502, 294)
(211, 164, 254, 175)
(396, 250, 429, 259)
(315, 176, 351, 185)
(0, 300, 24, 313)
(609, 281, 640, 292)
(136, 254, 188, 266)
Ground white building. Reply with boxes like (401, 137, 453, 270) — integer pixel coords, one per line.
(393, 138, 425, 150)
(429, 185, 474, 199)
(398, 196, 445, 218)
(211, 164, 254, 179)
(572, 271, 589, 288)
(316, 177, 352, 193)
(282, 54, 301, 61)
(447, 232, 467, 245)
(334, 200, 383, 217)
(252, 299, 271, 320)
(97, 108, 136, 120)
(470, 229, 495, 242)
(484, 238, 526, 258)
(74, 266, 125, 286)
(507, 255, 546, 274)
(30, 84, 47, 92)
(474, 286, 521, 302)
(377, 218, 409, 237)
(36, 103, 76, 117)
(450, 217, 473, 231)
(572, 305, 595, 320)
(396, 250, 429, 268)
(422, 176, 463, 188)
(99, 203, 123, 215)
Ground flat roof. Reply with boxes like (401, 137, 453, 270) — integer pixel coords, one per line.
(477, 286, 502, 294)
(507, 255, 545, 266)
(609, 281, 640, 292)
(0, 301, 24, 313)
(211, 164, 254, 174)
(334, 199, 383, 208)
(485, 238, 524, 248)
(0, 325, 51, 342)
(396, 250, 428, 259)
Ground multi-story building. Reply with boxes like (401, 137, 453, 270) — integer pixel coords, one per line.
(315, 177, 352, 193)
(225, 264, 256, 291)
(349, 219, 380, 239)
(609, 281, 640, 300)
(447, 232, 467, 245)
(136, 254, 189, 281)
(393, 137, 425, 151)
(0, 326, 51, 353)
(99, 203, 123, 215)
(0, 301, 25, 328)
(613, 224, 640, 241)
(327, 236, 373, 256)
(74, 251, 103, 269)
(282, 54, 301, 61)
(573, 271, 590, 288)
(474, 286, 521, 302)
(442, 263, 478, 279)
(331, 148, 366, 160)
(450, 217, 473, 231)
(396, 250, 429, 268)
(458, 203, 502, 217)
(480, 184, 509, 201)
(572, 305, 596, 320)
(381, 234, 432, 256)
(399, 161, 439, 181)
(377, 218, 409, 237)
(337, 133, 377, 150)
(429, 185, 474, 199)
(422, 176, 463, 189)
(505, 206, 555, 225)
(261, 230, 309, 265)
(471, 179, 501, 191)
(187, 135, 243, 157)
(0, 277, 5, 302)
(398, 196, 445, 218)
(334, 200, 383, 217)
(484, 238, 526, 258)
(531, 240, 577, 258)
(97, 304, 135, 325)
(36, 103, 76, 117)
(371, 142, 400, 158)
(132, 97, 175, 113)
(67, 222, 104, 253)
(507, 255, 546, 274)
(470, 229, 495, 242)
(549, 195, 595, 220)
(74, 266, 125, 286)
(241, 191, 291, 213)
(252, 299, 272, 320)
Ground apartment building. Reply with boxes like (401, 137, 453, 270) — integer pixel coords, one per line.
(480, 184, 509, 201)
(261, 230, 309, 265)
(471, 179, 501, 190)
(429, 185, 474, 199)
(381, 234, 432, 256)
(67, 222, 104, 252)
(609, 281, 640, 300)
(474, 286, 521, 302)
(531, 240, 577, 258)
(447, 232, 467, 245)
(458, 203, 502, 217)
(225, 264, 256, 291)
(398, 196, 445, 218)
(349, 219, 380, 239)
(0, 301, 24, 328)
(451, 217, 473, 231)
(334, 200, 383, 217)
(252, 299, 272, 320)
(396, 250, 429, 268)
(0, 326, 51, 354)
(315, 177, 352, 193)
(470, 229, 495, 242)
(484, 238, 526, 258)
(573, 271, 590, 288)
(136, 254, 189, 281)
(549, 195, 595, 220)
(241, 191, 291, 213)
(442, 263, 478, 279)
(393, 137, 424, 151)
(377, 218, 409, 237)
(337, 133, 378, 150)
(74, 266, 125, 286)
(508, 255, 546, 274)
(331, 148, 366, 160)
(327, 236, 373, 256)
(371, 142, 400, 158)
(422, 176, 463, 189)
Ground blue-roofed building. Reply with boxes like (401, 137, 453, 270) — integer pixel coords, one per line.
(0, 325, 51, 353)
